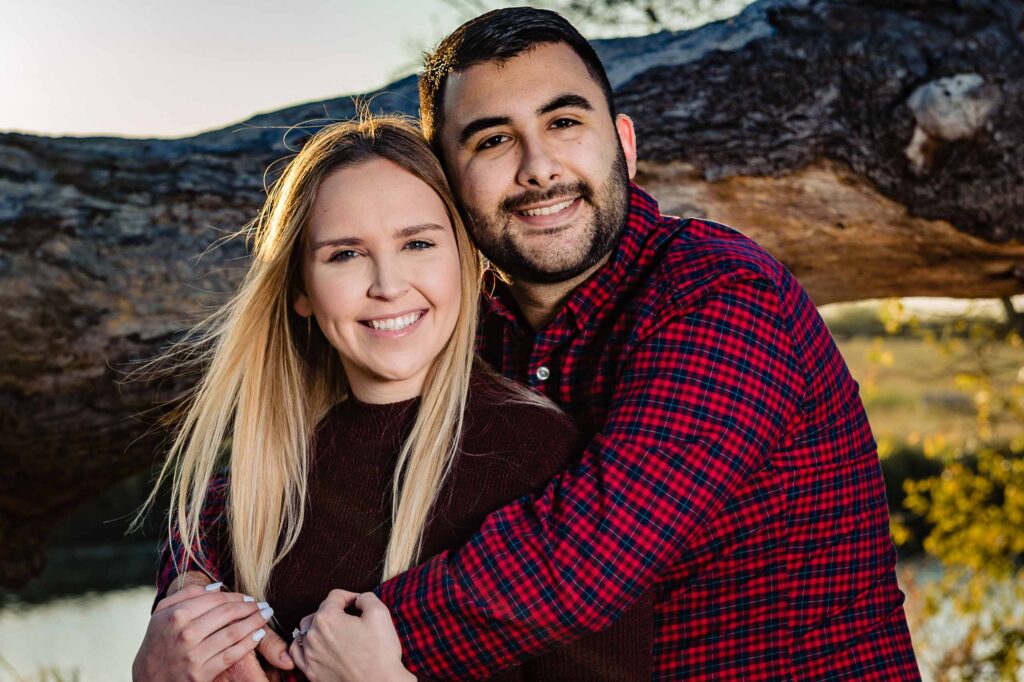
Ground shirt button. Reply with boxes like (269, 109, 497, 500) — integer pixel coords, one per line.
(536, 366, 551, 381)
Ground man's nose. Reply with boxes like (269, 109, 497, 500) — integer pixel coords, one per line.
(516, 136, 562, 188)
(367, 257, 409, 300)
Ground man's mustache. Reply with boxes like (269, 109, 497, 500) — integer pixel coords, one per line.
(501, 182, 593, 214)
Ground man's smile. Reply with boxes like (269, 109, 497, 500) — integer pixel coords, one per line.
(515, 196, 579, 216)
(511, 197, 582, 228)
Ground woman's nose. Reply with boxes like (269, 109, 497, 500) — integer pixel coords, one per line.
(367, 258, 409, 300)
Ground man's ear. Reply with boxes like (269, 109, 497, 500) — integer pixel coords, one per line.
(294, 292, 313, 318)
(615, 114, 638, 179)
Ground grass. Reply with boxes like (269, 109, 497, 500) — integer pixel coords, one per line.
(824, 298, 1024, 452)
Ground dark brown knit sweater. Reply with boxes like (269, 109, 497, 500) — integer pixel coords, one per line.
(267, 368, 653, 680)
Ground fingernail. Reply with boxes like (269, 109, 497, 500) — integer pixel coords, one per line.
(260, 606, 274, 619)
(204, 582, 223, 591)
(253, 628, 266, 642)
(257, 601, 270, 610)
(280, 652, 292, 664)
(242, 595, 255, 602)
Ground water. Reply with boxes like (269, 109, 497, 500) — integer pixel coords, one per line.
(0, 477, 163, 682)
(0, 587, 152, 682)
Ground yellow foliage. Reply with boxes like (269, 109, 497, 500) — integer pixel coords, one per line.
(906, 449, 1023, 579)
(866, 337, 895, 366)
(890, 517, 912, 546)
(867, 300, 1024, 679)
(922, 433, 952, 459)
(880, 298, 906, 335)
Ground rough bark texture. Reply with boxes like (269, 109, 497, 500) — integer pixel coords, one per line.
(2, 0, 1023, 588)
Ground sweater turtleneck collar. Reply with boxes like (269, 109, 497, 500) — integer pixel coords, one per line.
(321, 392, 421, 445)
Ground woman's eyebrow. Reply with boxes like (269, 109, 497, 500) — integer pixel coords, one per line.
(394, 223, 446, 238)
(310, 224, 445, 251)
(310, 236, 362, 251)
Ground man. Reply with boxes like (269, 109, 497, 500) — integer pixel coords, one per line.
(361, 8, 920, 680)
(159, 8, 920, 680)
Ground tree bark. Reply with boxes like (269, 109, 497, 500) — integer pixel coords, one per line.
(1, 0, 1023, 588)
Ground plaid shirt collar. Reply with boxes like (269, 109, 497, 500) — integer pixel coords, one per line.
(482, 183, 663, 334)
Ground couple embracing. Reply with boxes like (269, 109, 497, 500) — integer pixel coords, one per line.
(134, 8, 920, 681)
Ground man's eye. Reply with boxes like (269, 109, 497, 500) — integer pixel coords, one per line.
(477, 134, 510, 150)
(328, 249, 359, 263)
(405, 239, 435, 251)
(551, 118, 579, 129)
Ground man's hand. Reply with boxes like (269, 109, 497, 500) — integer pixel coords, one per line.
(289, 590, 414, 682)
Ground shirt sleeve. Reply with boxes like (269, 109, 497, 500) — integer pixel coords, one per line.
(153, 470, 231, 610)
(523, 586, 655, 680)
(375, 274, 806, 679)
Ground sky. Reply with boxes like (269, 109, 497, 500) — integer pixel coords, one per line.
(2, 0, 470, 138)
(3, 0, 757, 139)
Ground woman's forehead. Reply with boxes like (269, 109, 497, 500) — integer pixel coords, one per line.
(307, 160, 450, 241)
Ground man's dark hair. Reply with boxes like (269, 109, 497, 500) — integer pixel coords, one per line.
(419, 7, 615, 149)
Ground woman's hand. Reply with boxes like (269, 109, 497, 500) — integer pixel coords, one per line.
(290, 589, 415, 682)
(132, 582, 276, 682)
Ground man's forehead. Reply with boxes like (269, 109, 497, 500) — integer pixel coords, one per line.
(440, 42, 601, 125)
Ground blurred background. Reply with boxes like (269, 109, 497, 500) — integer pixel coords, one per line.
(2, 0, 1023, 680)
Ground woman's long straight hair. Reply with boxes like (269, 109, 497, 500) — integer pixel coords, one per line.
(137, 115, 483, 596)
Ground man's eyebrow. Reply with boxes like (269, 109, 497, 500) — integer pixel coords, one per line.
(457, 95, 596, 146)
(458, 116, 512, 146)
(537, 93, 594, 115)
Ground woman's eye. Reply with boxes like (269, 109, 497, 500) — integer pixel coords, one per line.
(405, 239, 435, 251)
(327, 249, 359, 263)
(477, 134, 510, 150)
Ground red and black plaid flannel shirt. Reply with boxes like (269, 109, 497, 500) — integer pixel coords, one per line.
(155, 473, 231, 603)
(156, 184, 920, 680)
(372, 185, 920, 680)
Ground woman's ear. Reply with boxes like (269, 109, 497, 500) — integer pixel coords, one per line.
(294, 293, 313, 318)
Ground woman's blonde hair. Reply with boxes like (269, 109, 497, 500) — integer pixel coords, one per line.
(140, 115, 482, 596)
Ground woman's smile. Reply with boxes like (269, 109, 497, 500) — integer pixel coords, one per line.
(359, 309, 428, 336)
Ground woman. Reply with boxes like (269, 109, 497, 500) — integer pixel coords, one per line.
(132, 117, 651, 681)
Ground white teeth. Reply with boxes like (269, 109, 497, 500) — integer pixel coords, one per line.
(521, 199, 574, 216)
(368, 312, 422, 331)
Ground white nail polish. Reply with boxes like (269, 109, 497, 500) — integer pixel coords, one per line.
(253, 628, 266, 642)
(242, 595, 255, 602)
(260, 606, 274, 619)
(257, 601, 270, 610)
(204, 582, 223, 591)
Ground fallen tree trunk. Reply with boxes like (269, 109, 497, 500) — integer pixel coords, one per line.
(1, 0, 1022, 588)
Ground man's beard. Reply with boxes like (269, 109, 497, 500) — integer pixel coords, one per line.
(465, 149, 630, 284)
